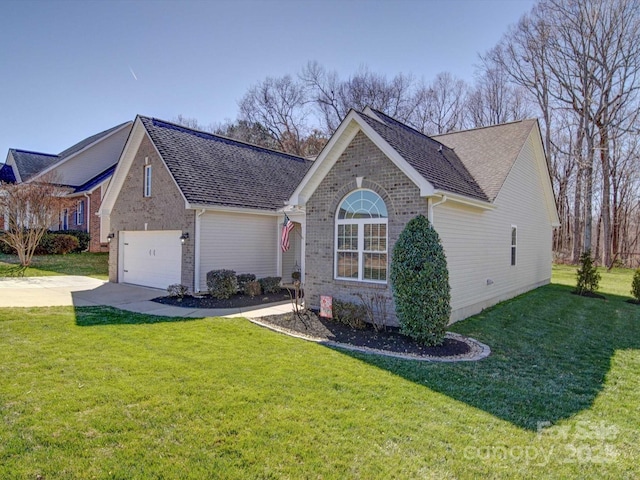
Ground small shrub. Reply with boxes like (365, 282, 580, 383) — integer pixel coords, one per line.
(237, 273, 256, 293)
(575, 250, 601, 295)
(355, 292, 389, 332)
(332, 299, 367, 330)
(259, 276, 282, 294)
(631, 269, 640, 302)
(0, 235, 16, 254)
(52, 230, 90, 252)
(390, 214, 451, 346)
(206, 269, 238, 299)
(245, 280, 262, 297)
(35, 233, 79, 255)
(167, 284, 190, 298)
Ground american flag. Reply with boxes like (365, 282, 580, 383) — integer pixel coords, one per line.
(281, 214, 295, 252)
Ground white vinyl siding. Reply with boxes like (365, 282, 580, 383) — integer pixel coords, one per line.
(198, 211, 279, 291)
(45, 126, 130, 186)
(432, 133, 553, 322)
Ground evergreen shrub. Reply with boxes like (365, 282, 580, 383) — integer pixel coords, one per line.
(206, 269, 238, 299)
(390, 214, 451, 346)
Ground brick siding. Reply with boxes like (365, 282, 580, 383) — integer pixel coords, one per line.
(108, 135, 195, 286)
(305, 131, 429, 326)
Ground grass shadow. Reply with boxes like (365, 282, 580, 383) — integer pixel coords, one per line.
(0, 264, 28, 277)
(74, 306, 205, 326)
(337, 283, 640, 430)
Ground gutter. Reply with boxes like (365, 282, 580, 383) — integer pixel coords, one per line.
(428, 195, 447, 223)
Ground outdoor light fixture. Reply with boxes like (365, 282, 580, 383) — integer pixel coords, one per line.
(107, 233, 115, 243)
(180, 232, 189, 244)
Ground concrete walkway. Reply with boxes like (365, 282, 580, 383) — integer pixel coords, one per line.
(0, 276, 292, 318)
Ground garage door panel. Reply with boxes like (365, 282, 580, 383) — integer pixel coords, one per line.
(121, 230, 181, 289)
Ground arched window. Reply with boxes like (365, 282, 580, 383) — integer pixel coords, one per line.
(335, 189, 388, 282)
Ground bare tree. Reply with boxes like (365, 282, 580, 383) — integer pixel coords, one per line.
(409, 72, 468, 135)
(301, 62, 416, 135)
(492, 0, 640, 265)
(0, 175, 67, 267)
(238, 75, 310, 156)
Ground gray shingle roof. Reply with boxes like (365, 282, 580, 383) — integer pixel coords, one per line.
(433, 119, 537, 201)
(58, 122, 131, 159)
(362, 110, 489, 202)
(0, 163, 16, 183)
(9, 149, 60, 182)
(140, 117, 313, 210)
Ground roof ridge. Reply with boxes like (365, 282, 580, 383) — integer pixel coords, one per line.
(141, 116, 308, 163)
(367, 109, 454, 151)
(433, 118, 536, 137)
(363, 109, 484, 193)
(58, 121, 132, 158)
(10, 148, 58, 157)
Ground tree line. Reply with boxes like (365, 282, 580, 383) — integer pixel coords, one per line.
(177, 0, 640, 268)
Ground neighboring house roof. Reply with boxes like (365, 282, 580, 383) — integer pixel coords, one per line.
(9, 149, 60, 182)
(58, 122, 131, 159)
(0, 163, 16, 183)
(139, 116, 313, 210)
(433, 118, 538, 202)
(363, 110, 488, 202)
(74, 164, 117, 194)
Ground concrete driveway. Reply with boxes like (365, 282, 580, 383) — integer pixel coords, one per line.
(0, 275, 291, 318)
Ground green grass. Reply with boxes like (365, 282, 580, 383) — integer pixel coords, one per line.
(0, 252, 108, 279)
(0, 267, 638, 478)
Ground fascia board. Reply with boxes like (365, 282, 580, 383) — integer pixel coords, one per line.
(186, 204, 280, 216)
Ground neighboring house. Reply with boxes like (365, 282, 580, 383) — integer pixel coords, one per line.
(0, 122, 132, 250)
(286, 108, 559, 324)
(99, 116, 312, 290)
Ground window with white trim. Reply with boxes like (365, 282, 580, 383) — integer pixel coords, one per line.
(61, 209, 68, 230)
(76, 200, 84, 225)
(335, 189, 388, 282)
(144, 165, 152, 197)
(511, 225, 517, 266)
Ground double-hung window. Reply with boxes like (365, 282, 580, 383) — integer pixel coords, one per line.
(144, 165, 152, 197)
(335, 190, 388, 282)
(76, 200, 84, 225)
(61, 209, 68, 230)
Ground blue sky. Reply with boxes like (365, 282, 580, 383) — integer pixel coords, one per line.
(0, 0, 535, 158)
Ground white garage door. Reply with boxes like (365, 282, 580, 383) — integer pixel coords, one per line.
(121, 230, 182, 289)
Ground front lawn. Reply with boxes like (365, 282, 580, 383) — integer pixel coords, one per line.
(0, 267, 638, 478)
(0, 252, 108, 279)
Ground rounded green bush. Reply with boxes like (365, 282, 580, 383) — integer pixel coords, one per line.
(390, 214, 451, 346)
(631, 269, 640, 302)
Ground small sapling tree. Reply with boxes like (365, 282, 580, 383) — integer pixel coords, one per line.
(575, 250, 601, 296)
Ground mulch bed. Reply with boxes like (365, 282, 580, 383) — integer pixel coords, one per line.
(571, 290, 607, 300)
(152, 291, 471, 359)
(258, 310, 471, 358)
(152, 289, 292, 309)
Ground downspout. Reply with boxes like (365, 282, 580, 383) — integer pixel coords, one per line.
(193, 209, 206, 293)
(428, 195, 447, 224)
(84, 193, 91, 252)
